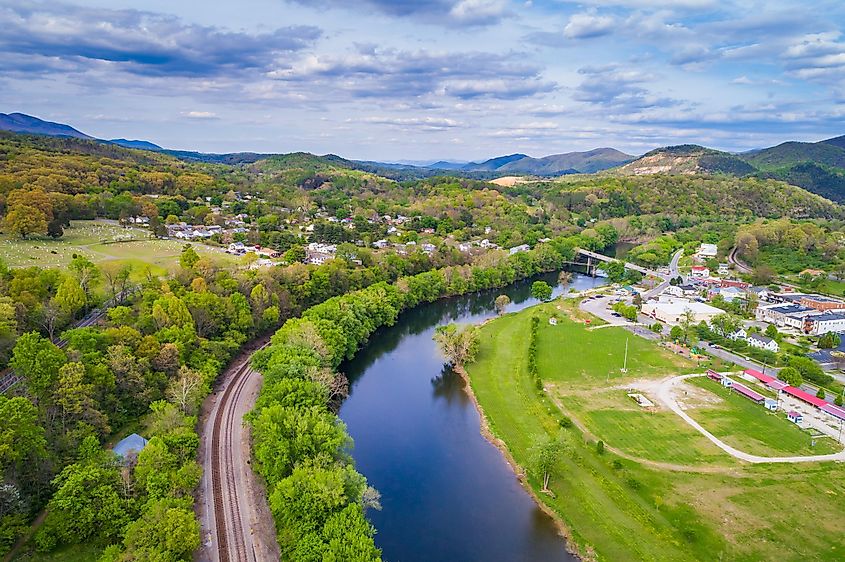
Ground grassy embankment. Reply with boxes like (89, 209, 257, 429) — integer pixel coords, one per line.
(465, 299, 845, 561)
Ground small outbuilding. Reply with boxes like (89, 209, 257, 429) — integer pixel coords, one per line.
(764, 398, 778, 411)
(113, 433, 148, 461)
(549, 317, 558, 326)
(787, 411, 803, 425)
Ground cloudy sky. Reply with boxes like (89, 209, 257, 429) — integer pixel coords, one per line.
(2, 0, 845, 161)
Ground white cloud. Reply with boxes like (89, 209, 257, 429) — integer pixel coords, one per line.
(183, 111, 218, 119)
(563, 11, 615, 39)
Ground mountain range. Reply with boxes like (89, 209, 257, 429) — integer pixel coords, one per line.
(4, 111, 845, 202)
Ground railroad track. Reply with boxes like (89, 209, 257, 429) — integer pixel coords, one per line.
(209, 342, 268, 562)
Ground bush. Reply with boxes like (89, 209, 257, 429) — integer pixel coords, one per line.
(596, 440, 605, 455)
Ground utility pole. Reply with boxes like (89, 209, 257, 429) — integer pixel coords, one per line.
(621, 337, 629, 374)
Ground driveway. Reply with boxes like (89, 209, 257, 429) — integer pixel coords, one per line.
(657, 373, 845, 463)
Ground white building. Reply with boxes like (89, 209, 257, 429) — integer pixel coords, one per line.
(755, 304, 819, 330)
(746, 333, 780, 352)
(508, 244, 531, 255)
(642, 297, 723, 325)
(690, 265, 710, 278)
(803, 312, 845, 336)
(698, 243, 718, 259)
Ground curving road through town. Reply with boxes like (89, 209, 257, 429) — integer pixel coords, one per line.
(197, 341, 279, 562)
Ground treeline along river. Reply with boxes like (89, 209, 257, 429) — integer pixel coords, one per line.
(339, 272, 604, 561)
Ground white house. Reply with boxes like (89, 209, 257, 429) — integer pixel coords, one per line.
(698, 243, 718, 259)
(746, 333, 780, 352)
(373, 239, 389, 249)
(663, 285, 684, 297)
(717, 263, 730, 276)
(508, 244, 531, 255)
(726, 328, 747, 340)
(690, 265, 710, 278)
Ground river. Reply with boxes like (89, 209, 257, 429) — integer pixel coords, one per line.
(339, 272, 605, 562)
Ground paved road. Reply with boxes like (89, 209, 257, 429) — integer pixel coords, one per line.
(197, 342, 279, 562)
(658, 373, 845, 463)
(644, 249, 683, 299)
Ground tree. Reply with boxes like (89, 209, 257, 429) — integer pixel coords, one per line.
(46, 218, 64, 239)
(69, 256, 100, 305)
(710, 313, 741, 337)
(529, 435, 563, 493)
(433, 324, 479, 368)
(778, 366, 802, 387)
(53, 277, 86, 317)
(119, 500, 200, 561)
(751, 265, 776, 285)
(0, 396, 47, 469)
(835, 393, 843, 407)
(764, 323, 779, 341)
(4, 205, 47, 239)
(669, 325, 684, 341)
(166, 366, 206, 415)
(284, 245, 307, 264)
(557, 271, 572, 286)
(179, 245, 200, 269)
(819, 332, 841, 349)
(9, 332, 66, 405)
(531, 281, 553, 302)
(494, 294, 511, 315)
(101, 263, 133, 305)
(678, 309, 696, 345)
(816, 387, 826, 399)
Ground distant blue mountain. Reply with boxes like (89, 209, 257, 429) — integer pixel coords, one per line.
(108, 138, 163, 151)
(0, 112, 92, 139)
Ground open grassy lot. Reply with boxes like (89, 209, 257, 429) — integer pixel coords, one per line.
(0, 220, 234, 275)
(12, 543, 101, 562)
(685, 377, 842, 456)
(466, 299, 845, 561)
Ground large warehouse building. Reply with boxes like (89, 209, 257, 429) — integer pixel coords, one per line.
(642, 297, 723, 325)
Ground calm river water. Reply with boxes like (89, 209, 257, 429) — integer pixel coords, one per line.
(339, 272, 605, 562)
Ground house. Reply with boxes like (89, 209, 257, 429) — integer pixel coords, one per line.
(508, 244, 531, 255)
(717, 286, 745, 302)
(746, 333, 780, 353)
(698, 243, 718, 259)
(373, 239, 389, 249)
(787, 411, 803, 424)
(663, 285, 684, 297)
(458, 243, 472, 252)
(421, 243, 436, 254)
(720, 279, 750, 289)
(717, 263, 730, 276)
(690, 265, 710, 278)
(799, 268, 825, 278)
(641, 297, 722, 325)
(802, 312, 845, 336)
(227, 242, 246, 255)
(726, 328, 747, 340)
(113, 433, 148, 461)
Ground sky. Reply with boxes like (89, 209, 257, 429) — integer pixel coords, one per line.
(2, 0, 845, 161)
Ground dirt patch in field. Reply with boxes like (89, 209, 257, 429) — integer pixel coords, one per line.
(674, 380, 724, 410)
(489, 176, 528, 187)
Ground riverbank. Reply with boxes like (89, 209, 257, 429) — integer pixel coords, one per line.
(464, 299, 845, 561)
(454, 364, 586, 561)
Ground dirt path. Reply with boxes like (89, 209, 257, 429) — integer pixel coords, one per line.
(657, 373, 845, 464)
(196, 338, 279, 562)
(544, 388, 737, 474)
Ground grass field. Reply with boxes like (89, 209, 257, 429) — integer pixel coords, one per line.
(0, 220, 235, 277)
(686, 377, 842, 456)
(465, 299, 845, 561)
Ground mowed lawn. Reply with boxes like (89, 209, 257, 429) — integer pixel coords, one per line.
(466, 300, 845, 561)
(467, 303, 724, 561)
(0, 220, 234, 275)
(685, 377, 842, 457)
(534, 305, 690, 385)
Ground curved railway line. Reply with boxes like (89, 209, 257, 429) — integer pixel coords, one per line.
(202, 340, 278, 562)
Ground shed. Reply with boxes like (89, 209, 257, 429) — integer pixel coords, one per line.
(787, 411, 803, 424)
(114, 433, 148, 460)
(549, 317, 558, 326)
(721, 376, 734, 388)
(764, 398, 778, 411)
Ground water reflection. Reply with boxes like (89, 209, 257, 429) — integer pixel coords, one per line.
(339, 271, 603, 562)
